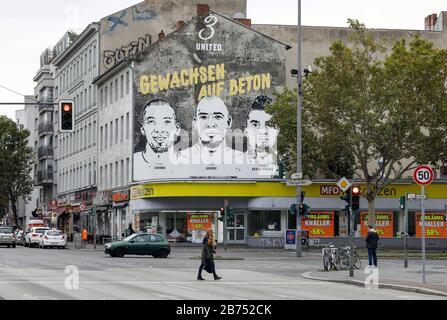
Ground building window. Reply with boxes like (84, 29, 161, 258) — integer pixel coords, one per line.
(100, 166, 103, 190)
(126, 158, 129, 184)
(105, 165, 108, 189)
(126, 71, 130, 95)
(115, 161, 118, 188)
(93, 46, 97, 67)
(120, 75, 124, 98)
(248, 211, 281, 236)
(126, 113, 130, 140)
(110, 82, 113, 104)
(120, 160, 124, 186)
(93, 121, 96, 145)
(115, 79, 118, 102)
(110, 121, 113, 146)
(115, 119, 118, 144)
(120, 116, 124, 142)
(105, 86, 108, 106)
(93, 161, 97, 185)
(81, 57, 83, 75)
(100, 126, 103, 150)
(104, 124, 108, 149)
(99, 89, 103, 109)
(110, 163, 113, 188)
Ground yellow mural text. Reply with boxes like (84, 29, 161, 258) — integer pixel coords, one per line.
(139, 63, 272, 99)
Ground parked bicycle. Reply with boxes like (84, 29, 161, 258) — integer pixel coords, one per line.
(322, 243, 342, 271)
(336, 245, 362, 270)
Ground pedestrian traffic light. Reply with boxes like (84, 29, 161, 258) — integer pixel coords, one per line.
(399, 196, 406, 210)
(340, 188, 351, 205)
(352, 186, 360, 212)
(290, 204, 297, 215)
(299, 203, 311, 217)
(59, 100, 74, 132)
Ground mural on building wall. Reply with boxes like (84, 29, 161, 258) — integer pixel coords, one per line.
(133, 13, 287, 181)
(103, 34, 152, 70)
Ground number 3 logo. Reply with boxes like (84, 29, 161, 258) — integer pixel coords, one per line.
(199, 14, 217, 41)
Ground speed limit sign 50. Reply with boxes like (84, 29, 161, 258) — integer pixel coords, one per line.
(413, 166, 434, 186)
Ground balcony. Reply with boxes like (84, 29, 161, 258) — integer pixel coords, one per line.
(38, 104, 54, 114)
(38, 145, 54, 159)
(38, 123, 54, 136)
(36, 170, 53, 185)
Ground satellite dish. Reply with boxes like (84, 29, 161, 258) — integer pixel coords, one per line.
(233, 12, 246, 19)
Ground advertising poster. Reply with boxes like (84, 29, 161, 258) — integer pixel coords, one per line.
(188, 213, 213, 244)
(301, 212, 334, 237)
(285, 230, 296, 250)
(415, 213, 447, 238)
(133, 12, 287, 181)
(360, 212, 394, 238)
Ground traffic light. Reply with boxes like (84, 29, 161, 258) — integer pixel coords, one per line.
(218, 207, 225, 222)
(299, 203, 310, 217)
(340, 188, 351, 205)
(278, 161, 285, 179)
(59, 100, 74, 132)
(290, 204, 297, 215)
(352, 186, 360, 212)
(226, 206, 234, 220)
(399, 196, 406, 210)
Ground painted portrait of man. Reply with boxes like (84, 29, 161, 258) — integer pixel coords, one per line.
(134, 99, 184, 181)
(180, 96, 243, 166)
(245, 95, 279, 170)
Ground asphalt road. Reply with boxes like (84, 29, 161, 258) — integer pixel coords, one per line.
(0, 246, 445, 300)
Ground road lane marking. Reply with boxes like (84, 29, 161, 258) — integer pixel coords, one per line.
(167, 284, 199, 292)
(270, 293, 294, 299)
(232, 296, 249, 300)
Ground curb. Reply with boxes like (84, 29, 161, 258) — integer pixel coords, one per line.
(301, 271, 447, 298)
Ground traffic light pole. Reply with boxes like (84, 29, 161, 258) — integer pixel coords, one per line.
(349, 188, 354, 277)
(404, 193, 409, 268)
(224, 206, 228, 251)
(296, 0, 303, 258)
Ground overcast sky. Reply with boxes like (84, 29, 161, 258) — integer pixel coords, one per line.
(1, 0, 445, 119)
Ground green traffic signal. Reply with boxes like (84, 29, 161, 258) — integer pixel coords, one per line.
(290, 204, 297, 215)
(299, 203, 311, 217)
(399, 196, 406, 210)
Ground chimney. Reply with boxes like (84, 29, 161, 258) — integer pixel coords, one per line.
(176, 20, 185, 29)
(235, 18, 252, 28)
(424, 13, 437, 31)
(158, 30, 165, 41)
(197, 4, 210, 17)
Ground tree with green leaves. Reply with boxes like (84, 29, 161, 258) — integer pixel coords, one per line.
(0, 116, 35, 226)
(267, 20, 447, 220)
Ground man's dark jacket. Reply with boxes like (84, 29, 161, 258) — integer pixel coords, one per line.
(365, 229, 379, 249)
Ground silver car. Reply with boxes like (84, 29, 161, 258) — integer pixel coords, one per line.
(0, 226, 17, 248)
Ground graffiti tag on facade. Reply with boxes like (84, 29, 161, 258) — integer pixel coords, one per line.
(106, 11, 128, 33)
(132, 4, 157, 21)
(103, 35, 151, 70)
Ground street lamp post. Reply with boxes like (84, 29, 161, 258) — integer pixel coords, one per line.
(296, 0, 303, 257)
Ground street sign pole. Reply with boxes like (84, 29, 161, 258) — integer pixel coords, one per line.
(404, 192, 409, 268)
(349, 187, 354, 277)
(421, 185, 426, 283)
(224, 199, 228, 251)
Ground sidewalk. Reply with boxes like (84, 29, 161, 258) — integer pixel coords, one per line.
(301, 260, 447, 297)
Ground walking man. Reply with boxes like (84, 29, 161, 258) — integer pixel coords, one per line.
(365, 224, 379, 268)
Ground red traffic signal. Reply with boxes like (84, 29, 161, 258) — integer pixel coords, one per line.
(59, 100, 74, 132)
(352, 186, 360, 195)
(63, 103, 72, 112)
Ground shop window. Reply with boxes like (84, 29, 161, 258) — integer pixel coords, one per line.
(165, 212, 187, 242)
(248, 211, 281, 236)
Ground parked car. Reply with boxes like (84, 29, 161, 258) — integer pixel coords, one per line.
(0, 226, 16, 248)
(38, 230, 66, 249)
(21, 230, 31, 246)
(104, 233, 171, 258)
(25, 227, 51, 248)
(15, 230, 24, 245)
